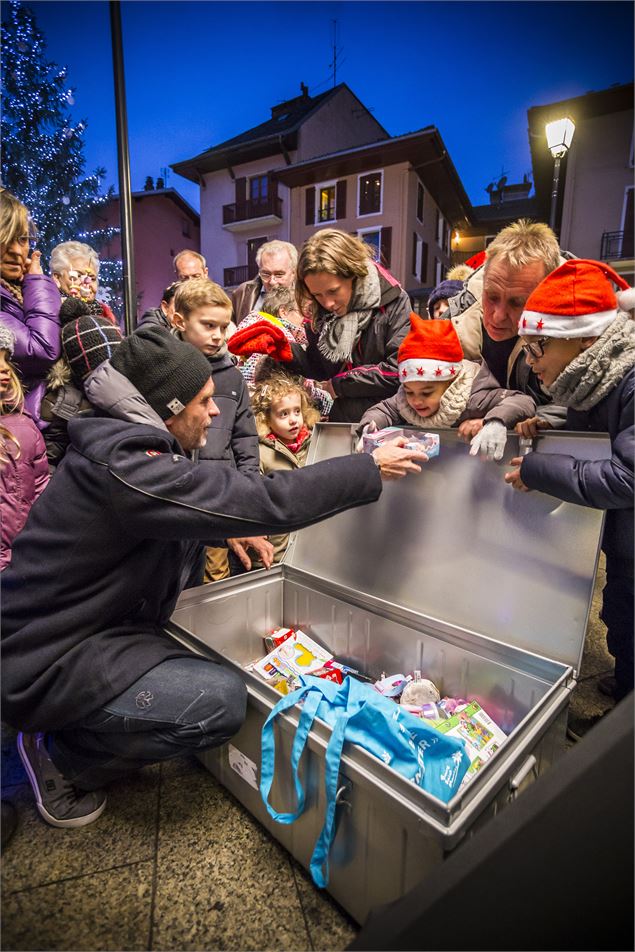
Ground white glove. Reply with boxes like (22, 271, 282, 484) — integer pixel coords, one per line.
(469, 420, 508, 461)
(355, 419, 377, 454)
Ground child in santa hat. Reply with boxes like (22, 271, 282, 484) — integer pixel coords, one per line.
(505, 259, 635, 702)
(356, 314, 536, 460)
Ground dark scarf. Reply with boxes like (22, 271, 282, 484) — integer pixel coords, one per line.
(315, 265, 381, 363)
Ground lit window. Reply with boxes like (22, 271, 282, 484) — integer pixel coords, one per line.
(318, 185, 336, 223)
(358, 172, 382, 215)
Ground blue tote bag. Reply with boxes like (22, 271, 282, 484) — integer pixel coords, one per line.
(260, 674, 470, 887)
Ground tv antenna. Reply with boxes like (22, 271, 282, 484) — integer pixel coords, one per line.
(330, 20, 344, 86)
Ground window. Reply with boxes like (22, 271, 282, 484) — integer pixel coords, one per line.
(317, 183, 337, 223)
(416, 182, 424, 223)
(412, 233, 422, 277)
(358, 171, 382, 216)
(250, 175, 268, 204)
(359, 227, 381, 262)
(436, 210, 444, 245)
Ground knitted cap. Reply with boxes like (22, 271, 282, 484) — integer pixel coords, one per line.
(426, 280, 464, 318)
(111, 324, 212, 420)
(62, 315, 123, 384)
(0, 320, 15, 357)
(398, 314, 464, 383)
(520, 259, 635, 339)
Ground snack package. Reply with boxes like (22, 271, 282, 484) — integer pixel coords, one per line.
(432, 700, 507, 787)
(264, 627, 295, 652)
(362, 426, 439, 458)
(253, 629, 333, 682)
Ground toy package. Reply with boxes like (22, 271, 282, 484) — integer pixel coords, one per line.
(362, 426, 440, 458)
(252, 629, 333, 682)
(431, 700, 507, 787)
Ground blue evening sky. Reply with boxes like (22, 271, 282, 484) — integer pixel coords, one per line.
(25, 1, 635, 213)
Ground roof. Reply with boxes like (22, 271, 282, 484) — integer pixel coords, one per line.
(171, 84, 388, 183)
(273, 128, 473, 227)
(107, 188, 200, 224)
(527, 82, 634, 221)
(467, 196, 541, 230)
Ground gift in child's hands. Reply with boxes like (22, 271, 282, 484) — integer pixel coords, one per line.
(362, 426, 440, 458)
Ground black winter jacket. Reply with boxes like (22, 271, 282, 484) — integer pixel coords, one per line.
(1, 412, 382, 731)
(197, 350, 259, 471)
(287, 271, 411, 423)
(521, 367, 634, 567)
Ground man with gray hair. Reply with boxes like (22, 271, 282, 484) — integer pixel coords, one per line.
(231, 239, 298, 324)
(447, 219, 571, 435)
(174, 250, 208, 282)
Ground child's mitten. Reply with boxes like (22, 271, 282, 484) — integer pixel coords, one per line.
(469, 420, 507, 461)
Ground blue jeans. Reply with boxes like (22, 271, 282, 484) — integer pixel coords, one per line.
(48, 657, 247, 791)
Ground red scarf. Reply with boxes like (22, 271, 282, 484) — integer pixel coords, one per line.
(267, 425, 310, 456)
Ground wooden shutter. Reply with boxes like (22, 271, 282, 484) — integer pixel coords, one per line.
(380, 226, 392, 268)
(420, 241, 428, 283)
(235, 177, 247, 203)
(411, 233, 418, 275)
(336, 180, 347, 220)
(267, 174, 278, 198)
(305, 186, 315, 225)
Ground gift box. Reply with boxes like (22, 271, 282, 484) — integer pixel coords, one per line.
(362, 426, 440, 458)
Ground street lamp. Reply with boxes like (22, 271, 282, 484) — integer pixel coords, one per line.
(545, 117, 575, 233)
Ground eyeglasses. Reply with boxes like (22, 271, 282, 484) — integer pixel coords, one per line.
(259, 270, 289, 281)
(520, 337, 552, 360)
(66, 269, 97, 286)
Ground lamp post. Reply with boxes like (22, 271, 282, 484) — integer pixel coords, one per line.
(545, 117, 575, 233)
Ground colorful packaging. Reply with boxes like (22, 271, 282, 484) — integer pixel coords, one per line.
(373, 673, 408, 698)
(432, 700, 507, 787)
(264, 627, 295, 652)
(362, 426, 440, 458)
(312, 666, 344, 684)
(253, 630, 333, 682)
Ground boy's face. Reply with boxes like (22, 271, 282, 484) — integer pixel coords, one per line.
(173, 305, 230, 357)
(403, 379, 451, 418)
(269, 392, 304, 443)
(431, 298, 450, 319)
(520, 335, 591, 388)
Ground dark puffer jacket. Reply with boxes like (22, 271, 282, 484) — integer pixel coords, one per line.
(287, 267, 411, 422)
(197, 349, 259, 471)
(0, 275, 61, 425)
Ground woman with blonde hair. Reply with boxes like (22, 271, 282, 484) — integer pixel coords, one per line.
(0, 321, 49, 570)
(232, 229, 410, 422)
(0, 191, 61, 426)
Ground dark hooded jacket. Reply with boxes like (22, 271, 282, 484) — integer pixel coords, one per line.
(287, 267, 410, 423)
(1, 373, 382, 732)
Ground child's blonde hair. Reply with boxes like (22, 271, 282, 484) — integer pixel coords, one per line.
(0, 350, 24, 464)
(173, 278, 232, 320)
(251, 371, 320, 439)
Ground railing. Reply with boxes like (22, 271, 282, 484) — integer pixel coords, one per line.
(223, 265, 251, 287)
(222, 195, 283, 225)
(601, 230, 634, 261)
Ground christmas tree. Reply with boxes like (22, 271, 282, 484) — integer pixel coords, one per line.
(1, 0, 123, 314)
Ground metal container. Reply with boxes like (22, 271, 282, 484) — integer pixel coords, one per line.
(166, 426, 609, 923)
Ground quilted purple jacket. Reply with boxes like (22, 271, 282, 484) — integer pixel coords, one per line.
(0, 411, 50, 570)
(0, 274, 61, 426)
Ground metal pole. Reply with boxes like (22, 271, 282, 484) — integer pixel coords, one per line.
(109, 0, 136, 335)
(548, 154, 562, 234)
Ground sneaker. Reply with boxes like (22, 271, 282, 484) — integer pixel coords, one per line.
(17, 732, 107, 829)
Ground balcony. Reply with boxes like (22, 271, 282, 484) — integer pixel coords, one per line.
(222, 196, 283, 232)
(601, 230, 634, 261)
(223, 265, 251, 288)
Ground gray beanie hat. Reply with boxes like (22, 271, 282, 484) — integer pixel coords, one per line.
(111, 325, 212, 420)
(0, 320, 16, 357)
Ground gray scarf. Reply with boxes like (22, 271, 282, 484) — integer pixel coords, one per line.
(316, 266, 381, 363)
(548, 313, 635, 411)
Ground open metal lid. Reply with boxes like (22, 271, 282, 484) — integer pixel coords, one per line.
(288, 425, 609, 672)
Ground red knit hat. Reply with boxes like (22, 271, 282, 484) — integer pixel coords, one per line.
(521, 259, 635, 339)
(465, 250, 487, 270)
(228, 319, 293, 362)
(398, 314, 464, 383)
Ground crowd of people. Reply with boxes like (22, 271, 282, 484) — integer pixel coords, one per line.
(0, 185, 632, 839)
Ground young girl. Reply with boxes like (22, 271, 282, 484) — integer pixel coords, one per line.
(250, 371, 321, 567)
(505, 259, 635, 702)
(0, 321, 49, 570)
(357, 314, 536, 460)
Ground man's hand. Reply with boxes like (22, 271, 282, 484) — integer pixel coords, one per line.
(25, 250, 43, 275)
(355, 419, 377, 453)
(515, 416, 553, 439)
(227, 536, 275, 570)
(504, 457, 531, 492)
(457, 418, 484, 441)
(372, 437, 428, 480)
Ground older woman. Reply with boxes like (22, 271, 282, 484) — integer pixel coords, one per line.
(50, 240, 117, 324)
(290, 229, 411, 422)
(0, 191, 61, 426)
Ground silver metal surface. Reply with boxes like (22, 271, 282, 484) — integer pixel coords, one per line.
(292, 425, 609, 673)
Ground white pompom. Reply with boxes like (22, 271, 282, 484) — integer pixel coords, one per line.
(617, 286, 635, 312)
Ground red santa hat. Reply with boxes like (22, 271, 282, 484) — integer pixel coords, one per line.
(520, 259, 635, 339)
(465, 250, 487, 270)
(398, 314, 464, 383)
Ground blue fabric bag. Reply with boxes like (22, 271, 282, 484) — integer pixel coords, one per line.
(260, 674, 470, 887)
